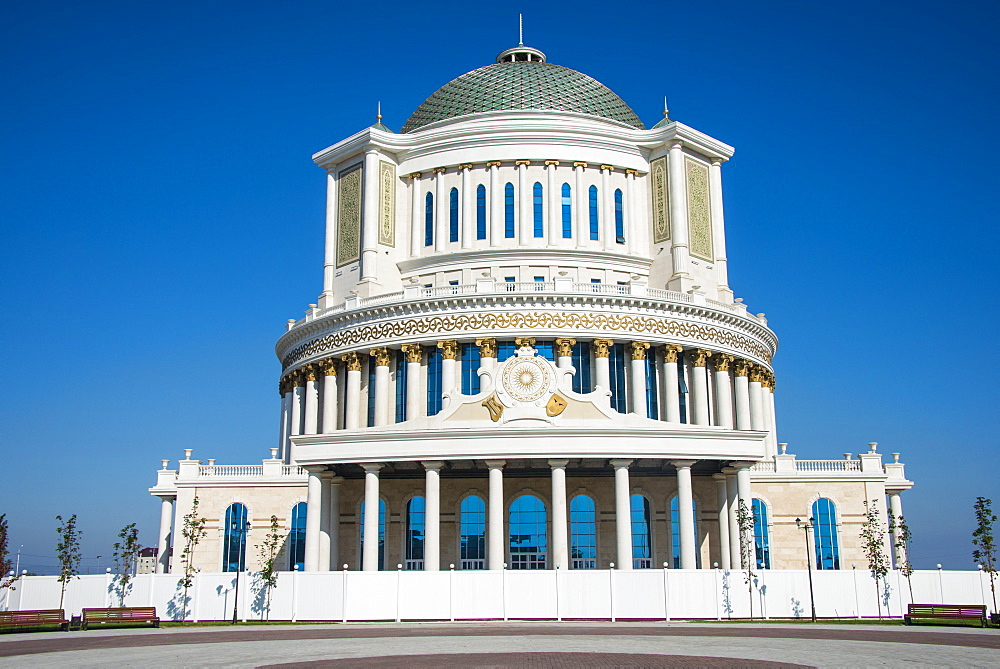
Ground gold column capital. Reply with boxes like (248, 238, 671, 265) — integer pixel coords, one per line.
(278, 378, 289, 396)
(625, 168, 639, 176)
(407, 172, 422, 179)
(573, 161, 588, 168)
(591, 338, 614, 358)
(319, 357, 338, 376)
(600, 164, 614, 172)
(303, 364, 319, 382)
(400, 343, 423, 363)
(485, 161, 502, 168)
(714, 354, 735, 372)
(458, 163, 473, 170)
(734, 359, 752, 377)
(342, 351, 362, 372)
(690, 349, 713, 367)
(661, 344, 684, 363)
(544, 160, 560, 166)
(629, 341, 651, 360)
(437, 340, 459, 360)
(514, 160, 531, 167)
(514, 336, 536, 349)
(290, 368, 305, 387)
(749, 364, 766, 383)
(554, 337, 576, 358)
(476, 337, 498, 358)
(369, 347, 391, 367)
(433, 166, 447, 174)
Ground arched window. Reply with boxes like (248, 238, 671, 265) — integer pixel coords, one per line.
(504, 183, 515, 238)
(509, 495, 547, 569)
(812, 498, 840, 570)
(460, 343, 481, 395)
(476, 184, 487, 240)
(533, 182, 544, 237)
(424, 192, 434, 246)
(631, 494, 652, 568)
(588, 185, 599, 240)
(395, 349, 408, 423)
(614, 188, 625, 243)
(752, 498, 771, 569)
(449, 187, 459, 242)
(561, 183, 572, 238)
(405, 496, 425, 569)
(608, 343, 627, 413)
(570, 494, 596, 569)
(289, 502, 307, 571)
(223, 503, 248, 572)
(571, 341, 592, 394)
(644, 353, 659, 420)
(426, 346, 442, 415)
(359, 498, 386, 570)
(460, 495, 486, 569)
(670, 496, 699, 568)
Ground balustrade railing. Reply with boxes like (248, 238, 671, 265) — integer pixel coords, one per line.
(749, 461, 776, 472)
(199, 465, 262, 477)
(794, 460, 862, 472)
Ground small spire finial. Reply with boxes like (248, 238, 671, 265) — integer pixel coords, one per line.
(519, 13, 523, 46)
(663, 96, 670, 119)
(376, 101, 382, 121)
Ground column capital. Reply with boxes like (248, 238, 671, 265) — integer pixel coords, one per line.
(609, 458, 633, 469)
(710, 156, 726, 167)
(407, 172, 422, 179)
(437, 340, 459, 359)
(573, 161, 588, 168)
(544, 160, 560, 166)
(712, 473, 728, 482)
(729, 461, 755, 471)
(433, 166, 447, 174)
(690, 349, 713, 367)
(458, 163, 473, 170)
(721, 466, 738, 476)
(548, 459, 570, 469)
(554, 337, 576, 357)
(748, 365, 767, 383)
(628, 341, 651, 360)
(667, 139, 684, 151)
(342, 351, 362, 372)
(291, 368, 306, 387)
(400, 343, 423, 363)
(476, 337, 498, 358)
(733, 359, 752, 377)
(360, 463, 384, 474)
(671, 459, 697, 469)
(304, 364, 320, 382)
(319, 357, 338, 376)
(661, 344, 684, 363)
(320, 472, 344, 484)
(592, 338, 614, 358)
(303, 465, 327, 475)
(714, 353, 735, 371)
(514, 336, 536, 349)
(485, 161, 502, 168)
(421, 460, 445, 472)
(279, 377, 290, 396)
(514, 160, 531, 167)
(369, 347, 391, 367)
(485, 459, 506, 470)
(599, 164, 614, 172)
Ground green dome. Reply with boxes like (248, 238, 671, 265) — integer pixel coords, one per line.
(401, 60, 645, 133)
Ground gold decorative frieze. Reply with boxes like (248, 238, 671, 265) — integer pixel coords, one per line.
(714, 353, 735, 372)
(378, 161, 395, 247)
(650, 156, 669, 244)
(661, 343, 683, 362)
(437, 340, 459, 359)
(591, 338, 614, 358)
(685, 157, 713, 261)
(476, 337, 498, 358)
(342, 351, 362, 372)
(400, 343, 423, 363)
(554, 337, 576, 358)
(629, 341, 650, 360)
(335, 163, 363, 268)
(369, 347, 391, 366)
(690, 348, 713, 367)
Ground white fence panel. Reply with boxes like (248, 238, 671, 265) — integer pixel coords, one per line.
(398, 571, 451, 620)
(560, 571, 611, 619)
(343, 572, 396, 621)
(506, 570, 557, 619)
(290, 572, 341, 621)
(615, 570, 666, 619)
(452, 570, 504, 620)
(666, 570, 718, 619)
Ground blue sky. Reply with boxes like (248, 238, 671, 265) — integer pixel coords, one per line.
(1, 0, 997, 573)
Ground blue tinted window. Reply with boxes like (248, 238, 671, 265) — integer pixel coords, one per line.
(289, 502, 307, 571)
(812, 498, 840, 570)
(645, 354, 659, 419)
(631, 495, 652, 567)
(395, 349, 408, 423)
(609, 343, 627, 413)
(588, 186, 599, 240)
(670, 496, 698, 568)
(406, 496, 425, 566)
(753, 498, 771, 569)
(424, 192, 433, 246)
(534, 340, 554, 362)
(461, 343, 481, 395)
(497, 340, 517, 362)
(614, 188, 625, 243)
(460, 496, 486, 568)
(509, 495, 547, 569)
(504, 183, 515, 238)
(677, 352, 688, 424)
(570, 495, 596, 569)
(449, 187, 459, 242)
(533, 182, 544, 237)
(367, 358, 376, 427)
(476, 184, 486, 240)
(561, 183, 572, 238)
(426, 346, 442, 415)
(223, 503, 248, 572)
(359, 499, 386, 571)
(571, 342, 592, 393)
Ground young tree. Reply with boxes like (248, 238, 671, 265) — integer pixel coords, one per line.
(177, 497, 207, 621)
(0, 514, 18, 591)
(55, 515, 82, 610)
(860, 500, 890, 619)
(256, 515, 285, 621)
(972, 497, 997, 615)
(735, 500, 757, 620)
(887, 509, 915, 602)
(112, 523, 141, 607)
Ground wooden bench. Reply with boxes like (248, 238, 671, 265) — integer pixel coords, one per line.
(904, 604, 988, 627)
(0, 609, 69, 631)
(81, 607, 159, 630)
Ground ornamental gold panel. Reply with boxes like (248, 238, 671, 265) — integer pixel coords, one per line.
(685, 157, 713, 261)
(650, 156, 669, 244)
(335, 163, 363, 268)
(377, 161, 396, 247)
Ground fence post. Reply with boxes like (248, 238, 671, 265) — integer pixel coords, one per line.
(609, 563, 615, 623)
(662, 563, 670, 622)
(341, 565, 348, 623)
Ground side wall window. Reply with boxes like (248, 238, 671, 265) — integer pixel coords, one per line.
(570, 494, 596, 569)
(476, 184, 487, 240)
(614, 188, 625, 243)
(289, 502, 307, 571)
(588, 185, 599, 240)
(223, 503, 248, 572)
(449, 187, 459, 242)
(424, 192, 434, 246)
(504, 183, 515, 238)
(533, 182, 544, 237)
(812, 498, 840, 569)
(561, 183, 572, 238)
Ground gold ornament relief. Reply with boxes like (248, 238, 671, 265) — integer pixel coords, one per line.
(342, 351, 362, 372)
(554, 337, 576, 358)
(685, 157, 713, 261)
(629, 341, 650, 360)
(378, 161, 395, 247)
(437, 340, 459, 359)
(661, 343, 684, 362)
(336, 164, 362, 267)
(476, 337, 498, 358)
(369, 347, 391, 367)
(650, 156, 670, 244)
(591, 338, 614, 358)
(401, 343, 423, 363)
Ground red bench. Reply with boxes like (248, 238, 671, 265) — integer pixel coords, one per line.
(0, 609, 69, 631)
(81, 606, 159, 630)
(904, 604, 988, 627)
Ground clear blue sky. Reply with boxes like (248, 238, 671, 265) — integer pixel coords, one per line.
(1, 0, 997, 574)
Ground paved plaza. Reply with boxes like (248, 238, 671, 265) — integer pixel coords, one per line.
(0, 622, 998, 667)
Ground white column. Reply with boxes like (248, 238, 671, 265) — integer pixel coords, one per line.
(889, 491, 906, 567)
(625, 169, 637, 251)
(734, 361, 752, 430)
(290, 376, 305, 437)
(318, 472, 332, 570)
(766, 385, 779, 456)
(735, 462, 753, 568)
(709, 157, 731, 300)
(156, 496, 174, 574)
(725, 469, 741, 568)
(370, 348, 391, 426)
(409, 173, 423, 257)
(611, 459, 633, 570)
(713, 356, 735, 429)
(713, 475, 731, 570)
(434, 167, 447, 252)
(279, 383, 292, 461)
(574, 162, 586, 247)
(549, 459, 569, 570)
(488, 162, 502, 246)
(555, 337, 575, 370)
(439, 340, 458, 406)
(304, 467, 324, 572)
(343, 353, 362, 429)
(628, 341, 650, 417)
(321, 360, 338, 433)
(486, 460, 506, 569)
(689, 349, 711, 426)
(361, 149, 379, 281)
(760, 381, 775, 457)
(328, 476, 342, 570)
(321, 169, 337, 303)
(600, 165, 614, 248)
(303, 366, 319, 435)
(593, 339, 612, 393)
(517, 161, 530, 245)
(423, 461, 443, 571)
(673, 460, 697, 569)
(361, 463, 382, 571)
(666, 140, 690, 287)
(661, 345, 682, 422)
(401, 344, 423, 421)
(546, 161, 560, 246)
(749, 367, 766, 431)
(460, 164, 473, 249)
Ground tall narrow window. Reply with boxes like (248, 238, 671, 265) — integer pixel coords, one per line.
(476, 184, 487, 240)
(670, 496, 699, 568)
(753, 498, 771, 569)
(395, 349, 408, 423)
(366, 358, 376, 427)
(405, 496, 425, 569)
(449, 187, 459, 242)
(561, 183, 572, 238)
(509, 495, 547, 569)
(812, 498, 840, 570)
(461, 343, 481, 395)
(677, 351, 689, 424)
(571, 342, 592, 393)
(588, 185, 599, 240)
(504, 183, 515, 238)
(460, 496, 486, 569)
(570, 494, 596, 569)
(289, 502, 307, 571)
(359, 499, 386, 571)
(223, 503, 248, 572)
(631, 494, 652, 568)
(426, 346, 442, 415)
(614, 188, 625, 243)
(533, 182, 544, 237)
(424, 192, 434, 246)
(608, 343, 627, 413)
(644, 354, 659, 420)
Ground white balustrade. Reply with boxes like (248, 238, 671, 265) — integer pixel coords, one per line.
(794, 460, 862, 472)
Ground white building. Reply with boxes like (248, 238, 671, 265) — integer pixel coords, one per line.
(150, 41, 913, 582)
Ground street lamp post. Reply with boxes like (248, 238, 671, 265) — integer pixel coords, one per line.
(231, 521, 250, 625)
(796, 517, 817, 622)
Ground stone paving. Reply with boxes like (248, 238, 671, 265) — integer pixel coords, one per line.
(0, 621, 997, 667)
